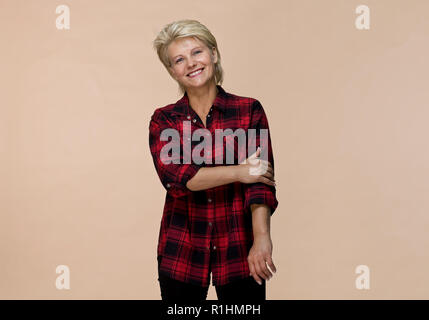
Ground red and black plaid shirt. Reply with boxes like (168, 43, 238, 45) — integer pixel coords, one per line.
(149, 85, 278, 287)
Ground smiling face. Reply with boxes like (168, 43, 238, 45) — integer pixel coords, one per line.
(167, 36, 218, 91)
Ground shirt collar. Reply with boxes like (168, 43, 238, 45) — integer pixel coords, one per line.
(171, 84, 228, 116)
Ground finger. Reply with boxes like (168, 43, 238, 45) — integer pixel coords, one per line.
(252, 255, 266, 279)
(262, 173, 275, 184)
(254, 258, 268, 281)
(248, 259, 262, 285)
(265, 165, 274, 176)
(249, 147, 261, 160)
(267, 163, 274, 174)
(259, 176, 276, 186)
(240, 148, 261, 165)
(258, 258, 273, 279)
(262, 168, 274, 180)
(265, 161, 273, 174)
(266, 255, 277, 274)
(267, 168, 276, 181)
(248, 260, 255, 276)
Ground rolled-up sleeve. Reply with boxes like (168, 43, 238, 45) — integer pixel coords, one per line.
(149, 109, 205, 198)
(243, 100, 279, 216)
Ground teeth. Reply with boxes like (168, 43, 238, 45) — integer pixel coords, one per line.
(188, 68, 203, 76)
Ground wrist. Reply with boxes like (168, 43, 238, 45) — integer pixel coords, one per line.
(231, 165, 240, 183)
(253, 230, 270, 239)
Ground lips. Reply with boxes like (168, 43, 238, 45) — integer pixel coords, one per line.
(187, 68, 204, 77)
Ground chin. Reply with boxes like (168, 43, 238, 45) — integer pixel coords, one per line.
(188, 76, 215, 87)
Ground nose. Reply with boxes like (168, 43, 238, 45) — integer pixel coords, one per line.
(186, 56, 197, 69)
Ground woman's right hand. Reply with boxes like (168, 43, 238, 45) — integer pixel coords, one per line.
(236, 147, 276, 186)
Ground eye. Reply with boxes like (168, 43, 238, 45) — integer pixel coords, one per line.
(174, 50, 201, 64)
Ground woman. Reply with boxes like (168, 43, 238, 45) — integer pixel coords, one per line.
(150, 19, 279, 302)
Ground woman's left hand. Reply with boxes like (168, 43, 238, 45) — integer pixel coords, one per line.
(248, 234, 277, 285)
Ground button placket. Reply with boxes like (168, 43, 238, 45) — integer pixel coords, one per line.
(186, 115, 192, 142)
(207, 192, 214, 252)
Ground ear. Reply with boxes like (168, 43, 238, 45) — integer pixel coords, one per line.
(211, 47, 218, 64)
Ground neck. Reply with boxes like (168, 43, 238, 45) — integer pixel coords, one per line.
(186, 82, 218, 115)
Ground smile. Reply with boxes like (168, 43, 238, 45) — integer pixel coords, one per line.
(187, 68, 204, 77)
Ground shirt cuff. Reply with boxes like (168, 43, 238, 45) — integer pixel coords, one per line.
(165, 162, 205, 197)
(243, 183, 279, 216)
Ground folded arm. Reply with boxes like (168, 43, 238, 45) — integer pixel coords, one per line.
(149, 108, 275, 197)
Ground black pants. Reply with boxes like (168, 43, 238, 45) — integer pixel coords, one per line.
(158, 273, 266, 302)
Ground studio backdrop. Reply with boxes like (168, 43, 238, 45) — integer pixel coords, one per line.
(1, 0, 429, 299)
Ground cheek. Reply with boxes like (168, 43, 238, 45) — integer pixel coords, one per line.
(174, 67, 186, 78)
(205, 56, 213, 65)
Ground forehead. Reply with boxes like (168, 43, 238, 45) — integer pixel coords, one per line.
(167, 37, 205, 57)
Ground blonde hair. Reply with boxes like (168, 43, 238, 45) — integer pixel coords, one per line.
(152, 19, 224, 95)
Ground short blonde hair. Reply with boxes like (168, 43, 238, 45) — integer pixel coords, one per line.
(152, 19, 224, 95)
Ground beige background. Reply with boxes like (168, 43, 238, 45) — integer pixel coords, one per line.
(1, 0, 429, 299)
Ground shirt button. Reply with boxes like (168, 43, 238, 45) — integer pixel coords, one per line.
(213, 246, 217, 250)
(207, 114, 211, 118)
(207, 198, 212, 203)
(166, 183, 170, 188)
(187, 115, 191, 120)
(192, 118, 197, 123)
(208, 222, 212, 227)
(210, 108, 213, 111)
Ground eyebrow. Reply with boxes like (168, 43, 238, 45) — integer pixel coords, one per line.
(172, 46, 203, 60)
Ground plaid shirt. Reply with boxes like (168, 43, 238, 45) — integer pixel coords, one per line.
(149, 85, 278, 287)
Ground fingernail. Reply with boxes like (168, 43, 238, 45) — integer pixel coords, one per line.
(257, 281, 262, 285)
